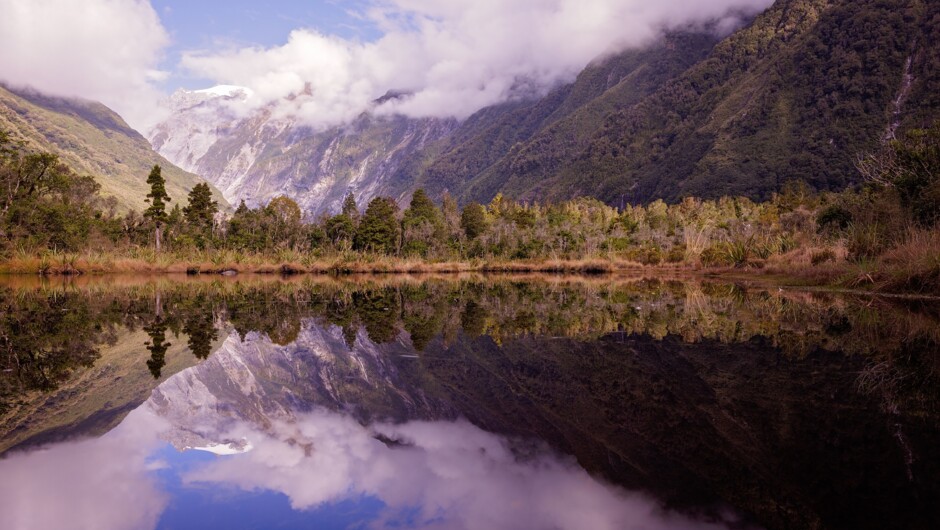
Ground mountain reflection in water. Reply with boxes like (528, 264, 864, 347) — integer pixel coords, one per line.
(0, 274, 938, 530)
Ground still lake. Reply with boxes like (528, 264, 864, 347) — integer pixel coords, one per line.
(0, 274, 937, 530)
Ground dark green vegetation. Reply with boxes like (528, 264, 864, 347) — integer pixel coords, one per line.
(1, 275, 938, 529)
(0, 281, 220, 412)
(3, 122, 940, 295)
(0, 131, 225, 258)
(391, 0, 940, 206)
(0, 84, 227, 211)
(143, 165, 171, 251)
(391, 30, 720, 202)
(0, 131, 120, 254)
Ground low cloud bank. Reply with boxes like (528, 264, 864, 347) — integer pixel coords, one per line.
(183, 0, 774, 129)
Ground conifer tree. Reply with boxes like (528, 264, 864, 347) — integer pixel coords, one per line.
(184, 183, 218, 229)
(402, 189, 440, 228)
(342, 192, 359, 222)
(143, 165, 171, 251)
(402, 188, 444, 256)
(144, 318, 170, 379)
(355, 197, 400, 253)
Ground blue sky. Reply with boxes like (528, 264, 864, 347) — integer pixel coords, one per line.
(151, 0, 381, 89)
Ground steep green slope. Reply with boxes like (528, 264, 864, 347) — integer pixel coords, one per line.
(396, 31, 719, 201)
(0, 85, 228, 211)
(479, 0, 940, 204)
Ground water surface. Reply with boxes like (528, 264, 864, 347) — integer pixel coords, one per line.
(0, 274, 938, 530)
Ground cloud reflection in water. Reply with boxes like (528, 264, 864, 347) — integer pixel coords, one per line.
(0, 408, 171, 530)
(181, 410, 732, 530)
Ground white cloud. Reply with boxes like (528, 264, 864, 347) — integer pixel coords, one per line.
(0, 408, 171, 530)
(181, 0, 774, 129)
(183, 411, 734, 530)
(0, 0, 775, 133)
(0, 0, 169, 130)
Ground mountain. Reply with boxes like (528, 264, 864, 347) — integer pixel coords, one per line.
(0, 84, 228, 212)
(140, 293, 940, 530)
(396, 30, 722, 203)
(150, 88, 456, 213)
(482, 0, 940, 203)
(150, 0, 940, 213)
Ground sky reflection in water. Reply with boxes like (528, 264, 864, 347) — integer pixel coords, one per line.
(0, 386, 732, 530)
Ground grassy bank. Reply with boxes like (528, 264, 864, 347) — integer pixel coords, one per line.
(757, 228, 940, 295)
(0, 250, 656, 276)
(2, 243, 938, 297)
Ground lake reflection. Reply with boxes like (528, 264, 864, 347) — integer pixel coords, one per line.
(0, 274, 938, 530)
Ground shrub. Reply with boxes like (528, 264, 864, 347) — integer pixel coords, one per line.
(724, 239, 754, 268)
(701, 244, 732, 267)
(666, 245, 686, 264)
(847, 223, 884, 262)
(811, 249, 837, 266)
(816, 205, 853, 233)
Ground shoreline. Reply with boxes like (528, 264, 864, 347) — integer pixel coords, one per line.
(0, 255, 684, 276)
(1, 254, 937, 299)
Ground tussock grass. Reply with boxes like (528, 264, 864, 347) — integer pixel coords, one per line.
(0, 251, 650, 276)
(871, 228, 940, 293)
(2, 239, 938, 297)
(758, 229, 940, 295)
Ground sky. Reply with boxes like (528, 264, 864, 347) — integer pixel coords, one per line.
(150, 0, 382, 90)
(0, 0, 775, 132)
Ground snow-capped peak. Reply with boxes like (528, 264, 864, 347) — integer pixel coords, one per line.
(193, 85, 253, 99)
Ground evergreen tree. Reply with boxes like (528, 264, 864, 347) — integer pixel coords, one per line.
(266, 196, 303, 248)
(402, 189, 440, 228)
(167, 204, 183, 226)
(441, 191, 463, 254)
(441, 192, 461, 233)
(184, 312, 218, 360)
(143, 165, 171, 251)
(460, 202, 487, 240)
(355, 197, 400, 253)
(325, 213, 355, 248)
(341, 192, 359, 222)
(183, 183, 218, 236)
(402, 189, 443, 256)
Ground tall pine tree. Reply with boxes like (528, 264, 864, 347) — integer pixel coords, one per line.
(144, 165, 171, 251)
(341, 192, 359, 222)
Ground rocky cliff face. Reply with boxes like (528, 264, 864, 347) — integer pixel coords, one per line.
(150, 89, 457, 215)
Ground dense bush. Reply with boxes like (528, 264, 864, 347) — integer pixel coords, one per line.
(2, 122, 939, 283)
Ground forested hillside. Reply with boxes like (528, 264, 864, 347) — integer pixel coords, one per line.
(447, 0, 940, 204)
(389, 31, 721, 201)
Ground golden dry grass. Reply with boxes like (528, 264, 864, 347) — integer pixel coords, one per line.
(0, 252, 653, 276)
(2, 239, 937, 296)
